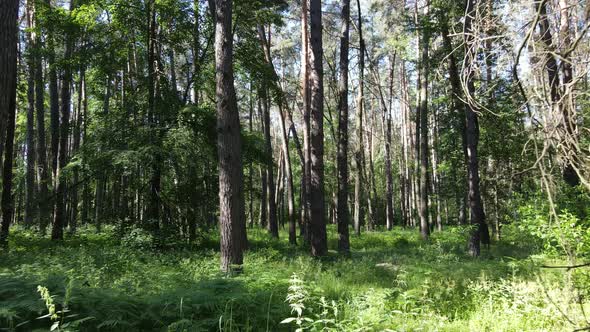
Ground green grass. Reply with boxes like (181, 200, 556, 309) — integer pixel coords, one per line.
(0, 225, 585, 331)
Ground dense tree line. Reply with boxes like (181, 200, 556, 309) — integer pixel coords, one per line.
(0, 0, 588, 273)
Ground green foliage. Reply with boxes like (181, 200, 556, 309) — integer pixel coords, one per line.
(2, 226, 588, 331)
(120, 227, 156, 251)
(517, 204, 590, 259)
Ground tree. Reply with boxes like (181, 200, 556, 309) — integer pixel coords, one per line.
(418, 1, 430, 241)
(215, 0, 246, 272)
(336, 0, 351, 252)
(35, 0, 50, 234)
(300, 0, 312, 243)
(257, 25, 297, 245)
(309, 0, 327, 256)
(0, 0, 19, 247)
(261, 86, 278, 238)
(353, 0, 365, 236)
(536, 0, 579, 187)
(463, 0, 487, 257)
(25, 0, 37, 228)
(384, 55, 395, 231)
(52, 0, 76, 240)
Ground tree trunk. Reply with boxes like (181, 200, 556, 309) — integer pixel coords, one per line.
(0, 106, 16, 247)
(0, 0, 18, 247)
(384, 55, 396, 231)
(353, 0, 365, 236)
(47, 1, 59, 187)
(261, 87, 278, 238)
(558, 0, 578, 186)
(366, 104, 376, 231)
(35, 4, 50, 234)
(301, 0, 312, 243)
(401, 62, 412, 227)
(464, 0, 487, 257)
(336, 0, 351, 252)
(441, 18, 467, 227)
(146, 0, 161, 232)
(258, 96, 268, 229)
(309, 0, 327, 256)
(215, 0, 246, 272)
(257, 24, 297, 244)
(431, 107, 442, 231)
(70, 68, 85, 233)
(418, 3, 430, 241)
(248, 82, 254, 228)
(53, 0, 76, 240)
(25, 1, 37, 228)
(193, 0, 200, 105)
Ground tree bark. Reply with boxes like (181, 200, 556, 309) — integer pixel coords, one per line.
(464, 0, 487, 257)
(147, 0, 161, 231)
(353, 0, 365, 236)
(309, 0, 327, 256)
(300, 0, 312, 243)
(70, 68, 85, 233)
(257, 26, 297, 244)
(35, 3, 50, 234)
(0, 0, 18, 247)
(261, 86, 278, 238)
(418, 3, 430, 241)
(25, 0, 37, 228)
(215, 0, 246, 272)
(558, 0, 578, 187)
(47, 0, 59, 186)
(385, 56, 395, 231)
(336, 0, 351, 252)
(193, 0, 200, 105)
(53, 0, 76, 240)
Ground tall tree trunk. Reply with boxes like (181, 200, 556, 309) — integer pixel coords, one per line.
(258, 97, 268, 229)
(309, 0, 327, 256)
(35, 6, 50, 235)
(0, 105, 16, 247)
(366, 105, 376, 230)
(385, 56, 395, 231)
(301, 0, 312, 243)
(441, 18, 467, 227)
(279, 105, 296, 245)
(336, 0, 351, 252)
(25, 1, 37, 228)
(431, 108, 442, 231)
(215, 0, 246, 272)
(70, 69, 85, 233)
(47, 6, 59, 189)
(418, 3, 430, 241)
(401, 62, 412, 227)
(257, 25, 297, 244)
(353, 0, 365, 236)
(53, 0, 76, 240)
(146, 0, 161, 231)
(558, 0, 578, 187)
(193, 0, 200, 105)
(464, 0, 487, 257)
(248, 82, 254, 228)
(261, 87, 278, 238)
(0, 0, 18, 247)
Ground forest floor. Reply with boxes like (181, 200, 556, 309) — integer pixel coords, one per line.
(0, 225, 585, 331)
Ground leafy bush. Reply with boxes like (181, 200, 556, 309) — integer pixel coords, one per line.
(120, 227, 155, 251)
(516, 204, 590, 259)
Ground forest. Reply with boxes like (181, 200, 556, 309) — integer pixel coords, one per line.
(0, 0, 589, 330)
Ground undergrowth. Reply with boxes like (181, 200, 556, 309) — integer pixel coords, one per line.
(0, 224, 586, 331)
